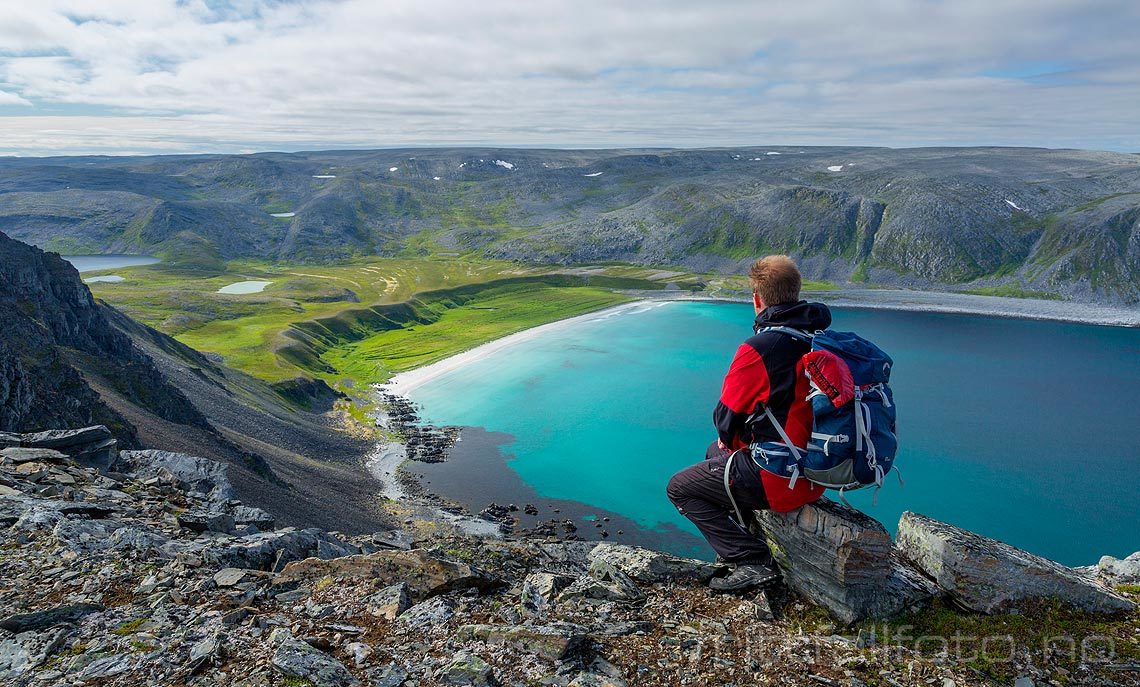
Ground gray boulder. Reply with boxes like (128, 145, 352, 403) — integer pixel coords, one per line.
(231, 505, 275, 531)
(0, 626, 70, 679)
(270, 628, 359, 687)
(177, 511, 237, 534)
(364, 582, 412, 620)
(370, 529, 413, 550)
(754, 498, 936, 623)
(107, 526, 170, 555)
(458, 623, 589, 660)
(586, 543, 719, 584)
(438, 652, 496, 686)
(76, 653, 132, 681)
(897, 511, 1136, 615)
(1094, 551, 1140, 587)
(188, 527, 359, 572)
(19, 426, 117, 469)
(396, 596, 456, 629)
(116, 449, 234, 505)
(1, 447, 67, 464)
(19, 425, 111, 451)
(559, 559, 645, 604)
(520, 572, 575, 617)
(0, 604, 103, 633)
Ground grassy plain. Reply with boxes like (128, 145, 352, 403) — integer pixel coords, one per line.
(85, 258, 671, 385)
(322, 283, 630, 385)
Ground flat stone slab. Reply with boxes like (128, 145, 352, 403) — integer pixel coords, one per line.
(1, 448, 68, 464)
(270, 628, 359, 687)
(755, 498, 935, 624)
(0, 603, 105, 633)
(274, 548, 501, 600)
(897, 511, 1136, 615)
(586, 543, 719, 584)
(458, 623, 589, 660)
(20, 426, 112, 451)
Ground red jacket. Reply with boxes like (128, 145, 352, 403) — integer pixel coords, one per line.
(714, 301, 831, 512)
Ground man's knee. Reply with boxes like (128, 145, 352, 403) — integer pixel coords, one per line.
(666, 468, 689, 505)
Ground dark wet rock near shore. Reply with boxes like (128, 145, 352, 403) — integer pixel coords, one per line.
(377, 391, 460, 463)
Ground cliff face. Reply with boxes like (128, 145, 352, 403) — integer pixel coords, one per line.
(0, 231, 204, 438)
(0, 232, 388, 533)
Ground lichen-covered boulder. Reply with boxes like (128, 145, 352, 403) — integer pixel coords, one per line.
(270, 628, 359, 687)
(364, 582, 412, 620)
(458, 623, 589, 660)
(438, 652, 496, 686)
(396, 596, 456, 629)
(1094, 551, 1140, 587)
(586, 543, 719, 584)
(274, 548, 500, 599)
(520, 572, 575, 617)
(897, 511, 1136, 615)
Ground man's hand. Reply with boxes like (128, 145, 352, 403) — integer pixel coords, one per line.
(717, 438, 729, 452)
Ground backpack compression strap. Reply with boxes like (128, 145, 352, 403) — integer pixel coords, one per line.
(723, 450, 747, 528)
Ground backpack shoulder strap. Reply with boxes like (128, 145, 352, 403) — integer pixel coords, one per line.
(758, 326, 815, 344)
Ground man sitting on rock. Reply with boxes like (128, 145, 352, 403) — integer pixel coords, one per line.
(667, 255, 831, 592)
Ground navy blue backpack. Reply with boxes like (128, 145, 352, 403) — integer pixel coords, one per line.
(747, 327, 900, 505)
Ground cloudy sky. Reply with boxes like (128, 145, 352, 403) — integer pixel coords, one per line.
(1, 0, 1137, 156)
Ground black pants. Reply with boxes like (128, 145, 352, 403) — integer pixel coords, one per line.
(666, 442, 773, 563)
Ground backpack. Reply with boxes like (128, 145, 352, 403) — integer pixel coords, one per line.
(747, 327, 900, 505)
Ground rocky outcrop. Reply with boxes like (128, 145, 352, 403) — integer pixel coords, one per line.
(270, 628, 359, 687)
(0, 232, 206, 437)
(1087, 551, 1140, 587)
(754, 498, 936, 623)
(897, 511, 1136, 615)
(273, 548, 502, 600)
(585, 542, 718, 584)
(755, 500, 1136, 622)
(1, 430, 1134, 686)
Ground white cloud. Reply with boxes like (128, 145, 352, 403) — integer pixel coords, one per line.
(0, 91, 32, 106)
(0, 1, 1138, 154)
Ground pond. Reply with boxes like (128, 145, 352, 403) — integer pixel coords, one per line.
(63, 255, 159, 273)
(217, 280, 273, 294)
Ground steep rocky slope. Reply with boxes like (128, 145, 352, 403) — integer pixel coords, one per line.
(0, 232, 388, 533)
(0, 230, 203, 438)
(2, 147, 1139, 302)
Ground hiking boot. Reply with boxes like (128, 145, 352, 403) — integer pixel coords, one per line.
(708, 561, 780, 593)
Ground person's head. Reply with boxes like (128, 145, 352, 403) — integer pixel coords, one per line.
(749, 254, 801, 313)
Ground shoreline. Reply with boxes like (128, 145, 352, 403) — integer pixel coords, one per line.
(667, 288, 1140, 328)
(385, 300, 671, 394)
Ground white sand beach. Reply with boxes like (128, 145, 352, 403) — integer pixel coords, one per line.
(385, 300, 669, 394)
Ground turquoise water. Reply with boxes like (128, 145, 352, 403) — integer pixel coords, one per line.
(405, 301, 1140, 566)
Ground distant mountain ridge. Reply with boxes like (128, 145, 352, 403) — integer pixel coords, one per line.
(1, 146, 1138, 303)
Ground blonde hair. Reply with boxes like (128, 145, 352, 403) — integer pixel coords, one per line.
(749, 255, 801, 306)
